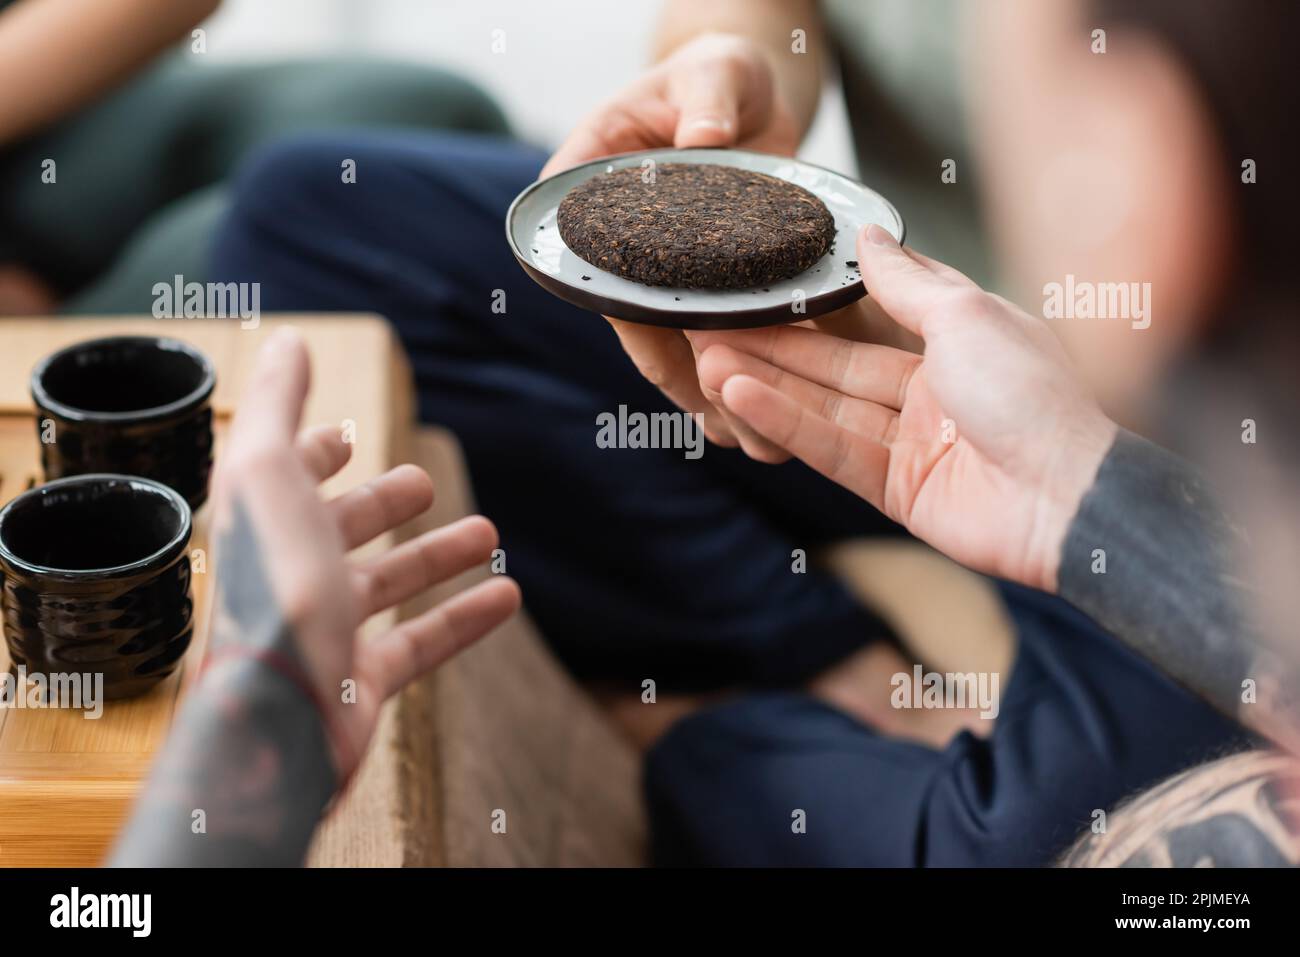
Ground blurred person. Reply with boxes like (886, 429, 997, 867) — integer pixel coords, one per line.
(207, 0, 1276, 865)
(684, 223, 1299, 867)
(0, 0, 507, 316)
(966, 0, 1273, 424)
(663, 0, 1300, 866)
(111, 329, 521, 866)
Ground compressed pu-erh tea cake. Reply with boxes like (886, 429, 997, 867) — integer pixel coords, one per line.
(557, 162, 835, 290)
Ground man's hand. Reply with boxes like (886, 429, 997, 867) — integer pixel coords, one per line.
(543, 33, 801, 457)
(542, 33, 798, 178)
(209, 328, 521, 781)
(692, 225, 1118, 593)
(114, 328, 521, 866)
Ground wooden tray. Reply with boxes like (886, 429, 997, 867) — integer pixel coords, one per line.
(0, 316, 412, 866)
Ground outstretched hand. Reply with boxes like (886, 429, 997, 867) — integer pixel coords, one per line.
(209, 328, 521, 781)
(113, 329, 520, 866)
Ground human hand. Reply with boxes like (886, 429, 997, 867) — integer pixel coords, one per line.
(112, 328, 520, 866)
(208, 328, 521, 782)
(693, 225, 1118, 592)
(544, 33, 801, 455)
(543, 33, 798, 178)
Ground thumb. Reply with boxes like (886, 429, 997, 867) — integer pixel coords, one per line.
(857, 224, 956, 339)
(673, 64, 742, 148)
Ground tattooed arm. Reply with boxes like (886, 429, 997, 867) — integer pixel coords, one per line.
(111, 500, 340, 867)
(1062, 750, 1300, 867)
(111, 329, 521, 866)
(1057, 430, 1300, 754)
(1054, 430, 1300, 868)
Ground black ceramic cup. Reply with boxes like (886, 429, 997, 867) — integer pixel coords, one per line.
(31, 336, 216, 509)
(0, 474, 195, 700)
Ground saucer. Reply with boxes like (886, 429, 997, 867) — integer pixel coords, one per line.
(506, 147, 905, 330)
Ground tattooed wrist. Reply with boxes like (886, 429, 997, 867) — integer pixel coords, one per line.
(1057, 431, 1281, 735)
(110, 656, 337, 867)
(111, 496, 341, 866)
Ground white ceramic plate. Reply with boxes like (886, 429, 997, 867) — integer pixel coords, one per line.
(506, 147, 905, 329)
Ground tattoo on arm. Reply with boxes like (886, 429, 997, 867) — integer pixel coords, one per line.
(110, 499, 338, 867)
(1058, 430, 1300, 753)
(1060, 750, 1300, 868)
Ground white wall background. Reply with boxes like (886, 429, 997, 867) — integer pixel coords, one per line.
(199, 0, 854, 171)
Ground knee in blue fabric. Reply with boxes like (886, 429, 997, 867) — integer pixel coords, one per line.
(646, 693, 942, 867)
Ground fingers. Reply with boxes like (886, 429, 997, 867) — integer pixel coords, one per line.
(857, 226, 970, 339)
(694, 326, 920, 411)
(542, 123, 609, 178)
(606, 317, 738, 447)
(903, 246, 979, 286)
(809, 295, 925, 355)
(353, 515, 499, 618)
(327, 464, 435, 551)
(686, 335, 789, 463)
(297, 425, 353, 482)
(543, 34, 774, 176)
(367, 576, 522, 699)
(718, 374, 891, 512)
(213, 328, 314, 513)
(229, 327, 311, 454)
(541, 98, 677, 177)
(671, 58, 742, 148)
(698, 344, 899, 446)
(666, 33, 779, 150)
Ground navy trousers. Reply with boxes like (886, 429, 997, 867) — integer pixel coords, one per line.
(212, 131, 1248, 866)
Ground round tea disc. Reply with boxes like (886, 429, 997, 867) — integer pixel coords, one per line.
(506, 147, 905, 330)
(557, 163, 835, 290)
